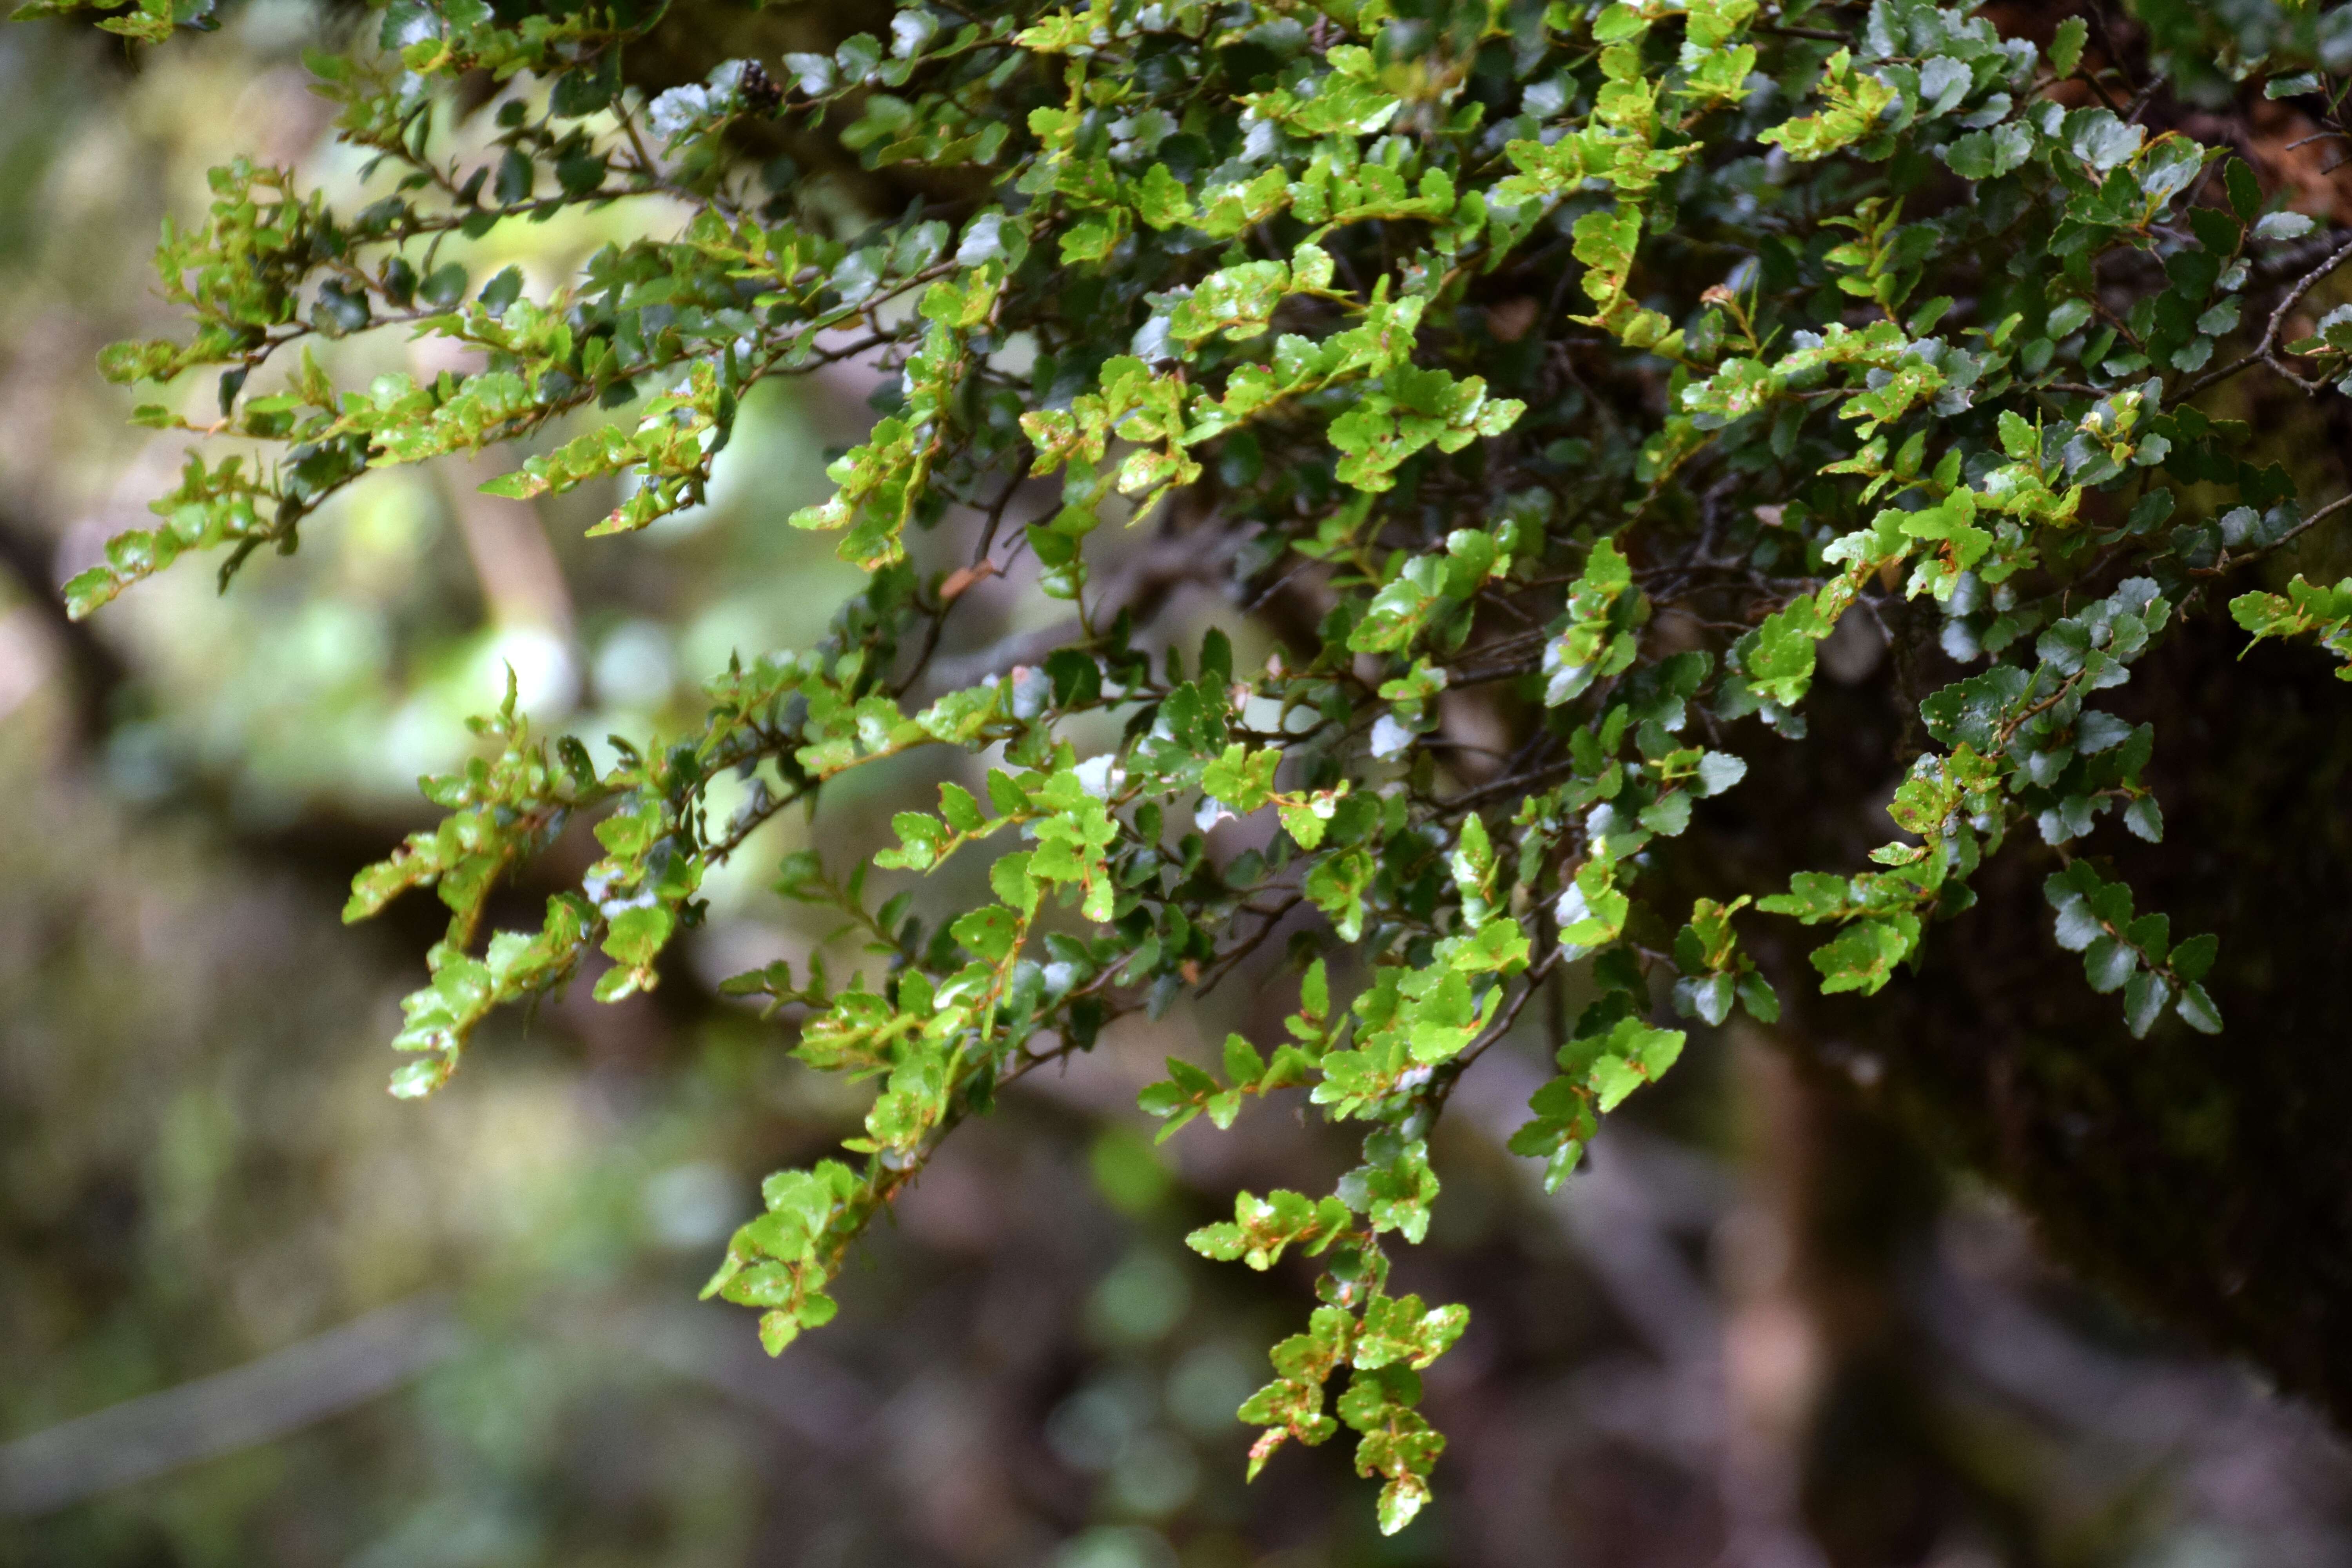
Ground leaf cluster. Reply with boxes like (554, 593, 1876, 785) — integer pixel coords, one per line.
(37, 0, 2352, 1532)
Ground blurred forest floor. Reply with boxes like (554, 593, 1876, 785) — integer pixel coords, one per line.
(5, 9, 2352, 1568)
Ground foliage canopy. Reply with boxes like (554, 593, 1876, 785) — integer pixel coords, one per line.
(26, 0, 2352, 1532)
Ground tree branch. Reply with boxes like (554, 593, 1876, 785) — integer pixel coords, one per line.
(2174, 232, 2352, 403)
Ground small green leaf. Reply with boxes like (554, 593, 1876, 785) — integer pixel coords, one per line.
(939, 781, 985, 832)
(2049, 16, 2087, 78)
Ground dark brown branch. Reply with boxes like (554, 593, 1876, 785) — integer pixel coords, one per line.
(2174, 233, 2352, 403)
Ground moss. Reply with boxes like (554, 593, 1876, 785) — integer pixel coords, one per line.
(1685, 610, 2352, 1424)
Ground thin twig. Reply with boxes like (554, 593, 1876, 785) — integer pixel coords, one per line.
(1437, 756, 1582, 819)
(890, 471, 1027, 699)
(2172, 233, 2352, 403)
(2193, 490, 2352, 577)
(1424, 947, 1568, 1122)
(2084, 4, 2142, 96)
(1196, 893, 1305, 997)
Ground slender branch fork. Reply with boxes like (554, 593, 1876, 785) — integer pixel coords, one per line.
(2192, 489, 2352, 581)
(1423, 947, 1568, 1123)
(2174, 232, 2352, 403)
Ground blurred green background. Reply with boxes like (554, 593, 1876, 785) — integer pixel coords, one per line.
(6, 9, 2352, 1567)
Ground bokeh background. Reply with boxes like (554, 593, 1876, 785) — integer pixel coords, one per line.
(6, 8, 2352, 1567)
